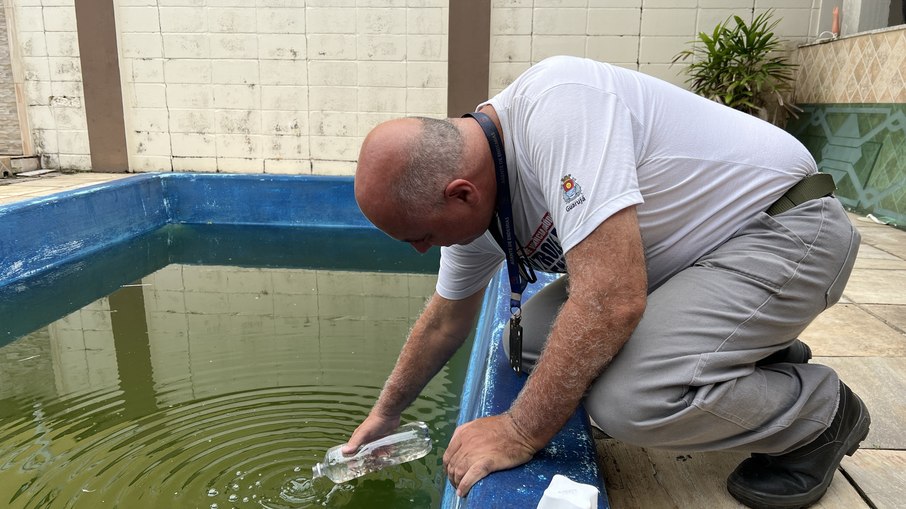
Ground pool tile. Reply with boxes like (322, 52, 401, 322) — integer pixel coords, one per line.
(225, 268, 275, 294)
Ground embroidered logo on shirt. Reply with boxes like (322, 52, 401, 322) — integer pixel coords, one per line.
(561, 174, 586, 211)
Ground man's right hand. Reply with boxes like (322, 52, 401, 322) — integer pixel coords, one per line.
(339, 291, 486, 457)
(341, 412, 402, 455)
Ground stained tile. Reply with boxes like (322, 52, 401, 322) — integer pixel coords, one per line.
(866, 55, 881, 83)
(875, 35, 891, 68)
(0, 174, 130, 207)
(597, 440, 869, 509)
(841, 450, 906, 509)
(796, 27, 906, 104)
(853, 254, 906, 270)
(843, 269, 906, 305)
(862, 304, 906, 331)
(802, 303, 906, 357)
(856, 224, 906, 257)
(818, 356, 906, 449)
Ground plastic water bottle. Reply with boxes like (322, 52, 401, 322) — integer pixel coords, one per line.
(312, 421, 433, 483)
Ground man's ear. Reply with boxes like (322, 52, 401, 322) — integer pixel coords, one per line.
(444, 178, 479, 205)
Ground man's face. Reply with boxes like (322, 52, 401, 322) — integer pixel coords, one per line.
(378, 200, 488, 254)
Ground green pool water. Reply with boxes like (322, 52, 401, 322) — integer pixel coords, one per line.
(0, 225, 465, 509)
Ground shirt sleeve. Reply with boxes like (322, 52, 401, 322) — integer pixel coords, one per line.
(521, 83, 644, 254)
(435, 233, 505, 300)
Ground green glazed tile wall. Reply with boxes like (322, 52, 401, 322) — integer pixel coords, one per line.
(787, 104, 906, 229)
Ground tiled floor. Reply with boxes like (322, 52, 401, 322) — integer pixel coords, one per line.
(2, 172, 904, 508)
(0, 171, 132, 205)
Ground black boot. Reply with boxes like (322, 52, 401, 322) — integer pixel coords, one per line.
(726, 382, 870, 509)
(756, 339, 813, 366)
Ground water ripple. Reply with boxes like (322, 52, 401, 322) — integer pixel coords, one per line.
(0, 381, 452, 508)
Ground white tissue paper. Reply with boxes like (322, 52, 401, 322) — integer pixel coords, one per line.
(536, 474, 599, 509)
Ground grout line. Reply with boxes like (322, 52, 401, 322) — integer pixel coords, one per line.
(863, 245, 906, 263)
(304, 5, 312, 176)
(530, 1, 535, 63)
(839, 466, 879, 509)
(636, 3, 643, 70)
(152, 4, 173, 173)
(852, 302, 906, 336)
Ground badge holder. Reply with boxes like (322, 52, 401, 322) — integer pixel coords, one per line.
(465, 111, 536, 374)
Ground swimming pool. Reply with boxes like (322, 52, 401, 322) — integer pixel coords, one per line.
(0, 173, 607, 508)
(1, 249, 454, 508)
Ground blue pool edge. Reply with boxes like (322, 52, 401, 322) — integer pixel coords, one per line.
(441, 270, 607, 508)
(0, 172, 607, 508)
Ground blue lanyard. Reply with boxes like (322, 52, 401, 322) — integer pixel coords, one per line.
(465, 111, 536, 373)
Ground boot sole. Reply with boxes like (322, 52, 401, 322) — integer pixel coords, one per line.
(727, 394, 871, 509)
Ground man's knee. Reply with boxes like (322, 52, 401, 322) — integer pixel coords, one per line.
(585, 380, 690, 447)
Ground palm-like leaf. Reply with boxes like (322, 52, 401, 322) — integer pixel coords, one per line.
(672, 10, 798, 125)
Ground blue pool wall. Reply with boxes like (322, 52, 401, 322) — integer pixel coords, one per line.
(442, 270, 607, 508)
(0, 173, 606, 508)
(0, 173, 372, 287)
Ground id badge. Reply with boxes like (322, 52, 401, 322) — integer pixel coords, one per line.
(509, 314, 523, 374)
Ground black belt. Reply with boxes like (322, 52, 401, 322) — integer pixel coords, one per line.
(766, 173, 836, 216)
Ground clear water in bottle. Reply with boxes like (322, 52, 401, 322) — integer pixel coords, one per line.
(312, 421, 433, 484)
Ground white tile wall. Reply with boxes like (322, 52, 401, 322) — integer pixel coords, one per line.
(586, 36, 639, 66)
(697, 9, 748, 34)
(587, 8, 642, 36)
(533, 8, 588, 35)
(13, 1, 820, 172)
(117, 3, 449, 174)
(6, 2, 446, 174)
(15, 0, 89, 170)
(490, 1, 821, 94)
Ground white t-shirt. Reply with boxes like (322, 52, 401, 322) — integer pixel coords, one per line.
(436, 56, 817, 300)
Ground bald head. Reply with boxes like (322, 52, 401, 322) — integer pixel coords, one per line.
(355, 117, 465, 224)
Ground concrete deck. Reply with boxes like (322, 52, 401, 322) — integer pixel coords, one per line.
(2, 172, 904, 508)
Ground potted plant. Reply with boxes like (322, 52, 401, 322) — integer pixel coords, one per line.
(672, 10, 799, 126)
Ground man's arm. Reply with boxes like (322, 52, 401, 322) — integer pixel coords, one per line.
(343, 287, 487, 452)
(443, 206, 648, 495)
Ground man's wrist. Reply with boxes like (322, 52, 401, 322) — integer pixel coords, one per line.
(504, 409, 546, 452)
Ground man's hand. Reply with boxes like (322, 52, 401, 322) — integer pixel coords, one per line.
(442, 414, 538, 497)
(342, 290, 485, 456)
(341, 412, 401, 455)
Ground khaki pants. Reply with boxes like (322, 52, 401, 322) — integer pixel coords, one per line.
(506, 197, 860, 454)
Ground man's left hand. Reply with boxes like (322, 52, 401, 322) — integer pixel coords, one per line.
(442, 414, 537, 497)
